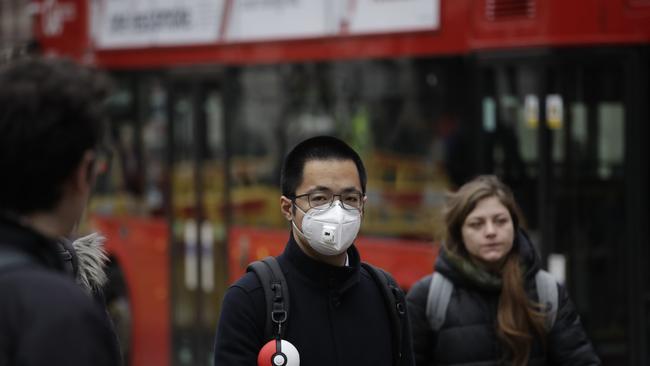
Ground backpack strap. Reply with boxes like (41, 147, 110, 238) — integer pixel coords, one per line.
(361, 262, 406, 366)
(246, 256, 290, 341)
(424, 270, 558, 333)
(535, 269, 558, 330)
(0, 250, 33, 273)
(426, 272, 453, 332)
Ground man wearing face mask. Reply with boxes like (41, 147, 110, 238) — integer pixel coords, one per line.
(214, 136, 414, 366)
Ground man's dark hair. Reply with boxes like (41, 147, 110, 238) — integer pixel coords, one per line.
(0, 57, 109, 214)
(280, 135, 367, 197)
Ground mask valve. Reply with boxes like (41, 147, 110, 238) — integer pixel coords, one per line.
(321, 225, 336, 244)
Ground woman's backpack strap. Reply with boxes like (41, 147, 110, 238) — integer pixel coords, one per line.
(535, 269, 559, 330)
(426, 272, 453, 332)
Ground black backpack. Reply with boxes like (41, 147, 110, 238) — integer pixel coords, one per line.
(247, 256, 409, 366)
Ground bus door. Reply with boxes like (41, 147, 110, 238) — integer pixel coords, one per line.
(476, 48, 646, 365)
(168, 74, 228, 366)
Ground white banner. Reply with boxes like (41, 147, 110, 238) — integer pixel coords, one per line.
(224, 0, 335, 42)
(92, 0, 224, 49)
(225, 0, 440, 42)
(342, 0, 440, 35)
(91, 0, 441, 48)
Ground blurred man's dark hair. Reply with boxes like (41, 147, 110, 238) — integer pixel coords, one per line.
(0, 57, 109, 214)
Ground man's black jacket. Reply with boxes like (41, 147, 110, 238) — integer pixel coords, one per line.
(213, 235, 415, 366)
(0, 218, 121, 366)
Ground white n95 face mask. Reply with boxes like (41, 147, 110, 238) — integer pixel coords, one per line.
(293, 201, 361, 256)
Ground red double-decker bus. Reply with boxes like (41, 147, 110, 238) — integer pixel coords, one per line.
(30, 1, 648, 365)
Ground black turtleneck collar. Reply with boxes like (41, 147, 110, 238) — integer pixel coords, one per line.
(0, 215, 65, 272)
(279, 234, 361, 292)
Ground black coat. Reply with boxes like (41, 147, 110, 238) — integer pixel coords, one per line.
(0, 218, 121, 366)
(406, 231, 600, 366)
(213, 235, 414, 366)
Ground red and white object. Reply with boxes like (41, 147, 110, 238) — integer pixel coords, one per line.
(257, 339, 300, 366)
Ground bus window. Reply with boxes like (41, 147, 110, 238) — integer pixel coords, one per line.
(227, 57, 469, 240)
(92, 76, 145, 216)
(142, 78, 168, 216)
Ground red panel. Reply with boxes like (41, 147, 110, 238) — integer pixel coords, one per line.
(470, 0, 650, 50)
(53, 1, 472, 68)
(356, 235, 438, 290)
(606, 0, 650, 34)
(34, 0, 649, 68)
(92, 33, 458, 69)
(91, 216, 170, 366)
(228, 226, 437, 290)
(33, 0, 91, 62)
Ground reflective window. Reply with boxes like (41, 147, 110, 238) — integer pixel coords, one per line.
(142, 78, 168, 216)
(227, 58, 470, 240)
(480, 59, 629, 365)
(91, 76, 169, 218)
(91, 77, 142, 216)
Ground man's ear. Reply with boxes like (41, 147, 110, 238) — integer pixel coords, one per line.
(280, 196, 294, 221)
(74, 150, 97, 192)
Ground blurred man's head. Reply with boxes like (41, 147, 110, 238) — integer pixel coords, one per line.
(0, 57, 109, 237)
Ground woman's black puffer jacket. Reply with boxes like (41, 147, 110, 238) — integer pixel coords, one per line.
(406, 230, 601, 366)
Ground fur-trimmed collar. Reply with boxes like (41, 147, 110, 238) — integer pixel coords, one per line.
(64, 233, 109, 295)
